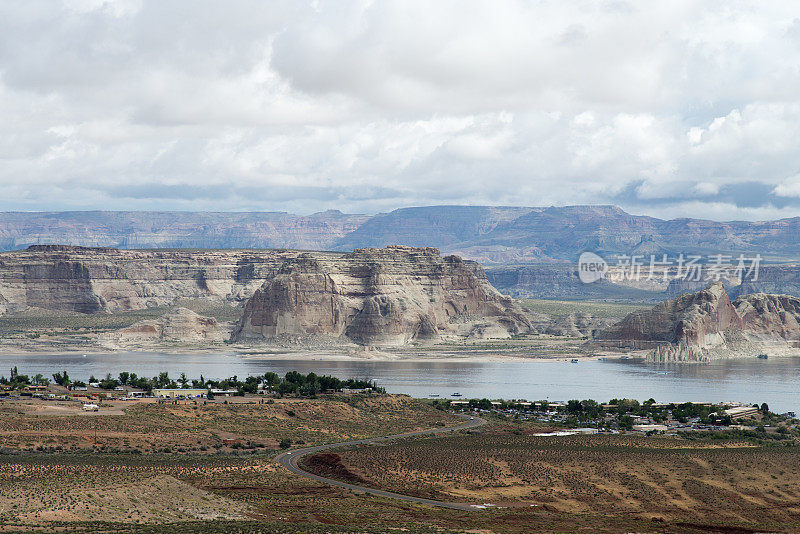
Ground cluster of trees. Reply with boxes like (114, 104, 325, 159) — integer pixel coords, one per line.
(2, 367, 383, 398)
(0, 367, 61, 389)
(264, 371, 384, 396)
(458, 398, 532, 411)
(565, 398, 745, 427)
(448, 396, 777, 430)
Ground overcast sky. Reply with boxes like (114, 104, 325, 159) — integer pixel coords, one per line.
(3, 1, 800, 220)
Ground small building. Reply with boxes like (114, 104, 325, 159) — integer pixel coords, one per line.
(209, 389, 238, 397)
(724, 406, 760, 419)
(153, 388, 207, 399)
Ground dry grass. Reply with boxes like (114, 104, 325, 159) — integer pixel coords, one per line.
(324, 431, 800, 530)
(0, 395, 457, 454)
(1, 398, 789, 533)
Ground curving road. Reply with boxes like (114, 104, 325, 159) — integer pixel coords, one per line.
(275, 413, 486, 511)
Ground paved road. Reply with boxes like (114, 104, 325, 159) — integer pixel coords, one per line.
(275, 414, 486, 511)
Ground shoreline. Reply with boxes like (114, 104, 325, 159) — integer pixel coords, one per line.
(0, 336, 599, 362)
(3, 342, 798, 364)
(0, 346, 606, 363)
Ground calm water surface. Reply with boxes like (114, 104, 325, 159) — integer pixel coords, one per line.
(2, 352, 799, 413)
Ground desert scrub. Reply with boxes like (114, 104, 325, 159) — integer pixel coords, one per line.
(326, 431, 800, 528)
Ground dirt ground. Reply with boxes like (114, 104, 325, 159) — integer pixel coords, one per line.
(323, 430, 800, 531)
(0, 394, 457, 454)
(1, 396, 796, 533)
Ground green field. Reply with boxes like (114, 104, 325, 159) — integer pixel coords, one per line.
(0, 299, 242, 335)
(520, 298, 649, 319)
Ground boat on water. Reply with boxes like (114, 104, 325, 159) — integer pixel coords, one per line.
(451, 392, 462, 397)
(757, 354, 769, 360)
(429, 394, 440, 398)
(570, 359, 579, 363)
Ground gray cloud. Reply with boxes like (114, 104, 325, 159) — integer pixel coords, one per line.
(2, 1, 800, 220)
(609, 180, 800, 211)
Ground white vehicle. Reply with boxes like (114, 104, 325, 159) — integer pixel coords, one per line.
(82, 403, 99, 412)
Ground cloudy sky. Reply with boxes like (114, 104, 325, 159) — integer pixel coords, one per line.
(3, 0, 800, 220)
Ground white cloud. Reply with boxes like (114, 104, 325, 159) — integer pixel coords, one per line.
(774, 175, 800, 198)
(2, 1, 800, 219)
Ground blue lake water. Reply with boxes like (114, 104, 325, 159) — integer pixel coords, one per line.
(2, 352, 799, 413)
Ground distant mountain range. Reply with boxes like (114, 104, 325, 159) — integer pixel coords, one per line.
(0, 210, 369, 252)
(3, 205, 800, 263)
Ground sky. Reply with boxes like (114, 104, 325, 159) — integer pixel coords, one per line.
(3, 1, 800, 220)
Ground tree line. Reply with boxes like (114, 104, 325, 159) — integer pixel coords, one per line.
(2, 368, 385, 397)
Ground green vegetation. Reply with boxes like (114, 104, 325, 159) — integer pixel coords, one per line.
(520, 298, 649, 319)
(444, 397, 799, 438)
(0, 299, 241, 336)
(1, 369, 384, 396)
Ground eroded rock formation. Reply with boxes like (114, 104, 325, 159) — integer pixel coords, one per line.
(599, 282, 800, 361)
(232, 246, 531, 346)
(0, 245, 337, 313)
(102, 308, 225, 345)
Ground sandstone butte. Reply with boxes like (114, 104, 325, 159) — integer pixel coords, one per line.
(231, 245, 532, 346)
(0, 244, 532, 347)
(599, 282, 800, 361)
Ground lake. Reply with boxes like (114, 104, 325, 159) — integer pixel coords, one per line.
(2, 352, 799, 413)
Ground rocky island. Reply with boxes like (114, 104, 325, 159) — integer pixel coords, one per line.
(599, 282, 800, 361)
